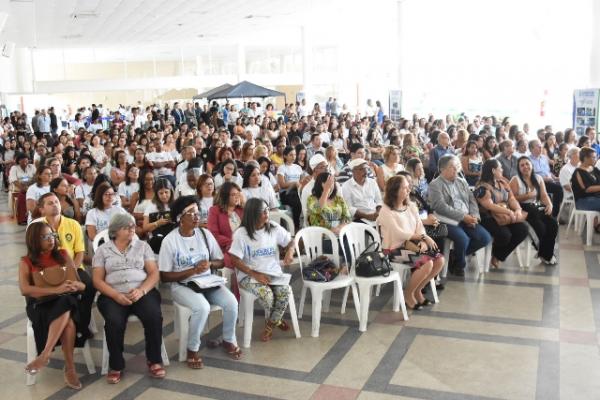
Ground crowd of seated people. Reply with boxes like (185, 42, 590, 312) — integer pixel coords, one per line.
(5, 99, 584, 390)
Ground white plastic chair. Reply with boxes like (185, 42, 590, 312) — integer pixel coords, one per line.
(26, 320, 96, 385)
(237, 275, 301, 348)
(566, 208, 600, 246)
(101, 315, 170, 375)
(339, 223, 406, 332)
(558, 192, 575, 223)
(441, 238, 492, 277)
(270, 210, 295, 237)
(294, 227, 361, 337)
(514, 223, 539, 268)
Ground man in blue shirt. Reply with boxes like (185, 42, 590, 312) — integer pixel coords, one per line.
(529, 139, 562, 218)
(585, 127, 600, 156)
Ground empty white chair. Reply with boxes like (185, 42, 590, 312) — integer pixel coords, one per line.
(339, 223, 406, 332)
(237, 277, 301, 348)
(294, 227, 361, 337)
(26, 320, 96, 385)
(270, 210, 295, 237)
(101, 315, 169, 375)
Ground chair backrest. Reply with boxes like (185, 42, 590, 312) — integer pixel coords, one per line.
(294, 227, 340, 274)
(270, 210, 295, 237)
(339, 223, 381, 275)
(92, 229, 110, 252)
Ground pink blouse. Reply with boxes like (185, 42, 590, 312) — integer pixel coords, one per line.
(376, 203, 425, 250)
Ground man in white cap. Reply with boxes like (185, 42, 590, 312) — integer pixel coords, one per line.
(341, 158, 382, 221)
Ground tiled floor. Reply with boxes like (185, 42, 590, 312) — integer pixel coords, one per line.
(0, 191, 598, 399)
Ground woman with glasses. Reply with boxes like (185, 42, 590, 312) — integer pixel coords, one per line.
(159, 196, 241, 369)
(19, 221, 86, 389)
(92, 213, 165, 384)
(230, 198, 295, 342)
(85, 182, 128, 241)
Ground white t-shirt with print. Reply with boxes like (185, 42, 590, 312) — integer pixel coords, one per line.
(158, 228, 223, 284)
(277, 163, 302, 184)
(229, 222, 291, 282)
(243, 184, 278, 209)
(85, 205, 128, 233)
(118, 182, 140, 201)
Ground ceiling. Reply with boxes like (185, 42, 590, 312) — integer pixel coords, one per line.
(0, 0, 322, 48)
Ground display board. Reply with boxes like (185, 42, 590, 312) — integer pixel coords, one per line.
(573, 89, 600, 136)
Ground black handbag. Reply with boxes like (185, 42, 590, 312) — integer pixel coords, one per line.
(355, 241, 391, 277)
(425, 222, 448, 239)
(303, 256, 339, 282)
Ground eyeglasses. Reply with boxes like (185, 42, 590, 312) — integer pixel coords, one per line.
(40, 232, 59, 241)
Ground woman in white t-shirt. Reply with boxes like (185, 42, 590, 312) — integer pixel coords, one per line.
(158, 196, 240, 367)
(242, 164, 278, 209)
(118, 165, 140, 211)
(277, 146, 303, 230)
(195, 174, 215, 227)
(85, 182, 128, 240)
(26, 165, 52, 222)
(142, 178, 175, 241)
(76, 166, 97, 209)
(213, 159, 243, 190)
(229, 198, 295, 342)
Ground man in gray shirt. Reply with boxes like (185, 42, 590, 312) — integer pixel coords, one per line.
(496, 140, 518, 181)
(429, 154, 492, 276)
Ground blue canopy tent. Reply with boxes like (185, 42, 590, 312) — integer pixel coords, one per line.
(192, 83, 233, 100)
(206, 80, 286, 104)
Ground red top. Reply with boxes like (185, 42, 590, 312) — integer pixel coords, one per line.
(22, 250, 69, 273)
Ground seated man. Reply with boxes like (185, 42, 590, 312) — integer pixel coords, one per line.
(336, 143, 377, 185)
(496, 140, 519, 181)
(341, 158, 382, 222)
(529, 139, 562, 217)
(429, 155, 492, 277)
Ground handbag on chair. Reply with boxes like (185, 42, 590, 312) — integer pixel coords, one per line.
(355, 241, 391, 277)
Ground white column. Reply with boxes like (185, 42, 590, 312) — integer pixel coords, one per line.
(591, 0, 600, 87)
(301, 25, 313, 102)
(236, 44, 245, 82)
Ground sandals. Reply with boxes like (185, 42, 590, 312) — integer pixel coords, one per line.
(147, 362, 166, 379)
(25, 356, 49, 376)
(64, 367, 82, 390)
(186, 350, 204, 369)
(277, 320, 291, 332)
(222, 341, 242, 360)
(106, 370, 122, 384)
(261, 321, 276, 342)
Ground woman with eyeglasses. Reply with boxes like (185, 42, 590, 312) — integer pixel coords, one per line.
(85, 182, 128, 241)
(159, 196, 241, 369)
(230, 198, 295, 342)
(92, 213, 165, 384)
(26, 165, 52, 222)
(19, 221, 86, 389)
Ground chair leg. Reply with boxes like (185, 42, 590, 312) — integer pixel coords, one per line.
(587, 215, 595, 246)
(340, 286, 349, 314)
(298, 286, 307, 319)
(374, 284, 381, 297)
(430, 279, 439, 303)
(101, 327, 109, 375)
(358, 284, 371, 332)
(350, 284, 361, 323)
(525, 237, 532, 267)
(161, 340, 170, 366)
(394, 278, 407, 321)
(310, 290, 323, 338)
(242, 298, 254, 348)
(81, 341, 96, 374)
(322, 290, 331, 313)
(89, 313, 98, 334)
(442, 239, 451, 278)
(287, 287, 301, 339)
(515, 246, 524, 268)
(566, 209, 576, 238)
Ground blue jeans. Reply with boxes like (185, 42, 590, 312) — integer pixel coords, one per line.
(171, 284, 238, 352)
(446, 222, 492, 270)
(576, 196, 600, 212)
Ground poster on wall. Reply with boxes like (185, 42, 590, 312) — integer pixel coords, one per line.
(573, 89, 600, 136)
(389, 90, 402, 123)
(296, 91, 305, 104)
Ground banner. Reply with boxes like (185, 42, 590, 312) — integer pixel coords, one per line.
(573, 89, 599, 136)
(389, 90, 402, 123)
